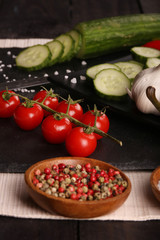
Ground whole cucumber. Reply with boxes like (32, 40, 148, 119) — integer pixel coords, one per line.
(75, 14, 160, 59)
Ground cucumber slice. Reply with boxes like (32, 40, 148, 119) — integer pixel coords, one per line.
(114, 61, 143, 82)
(16, 44, 51, 71)
(131, 46, 160, 64)
(86, 63, 120, 79)
(67, 30, 82, 55)
(46, 40, 64, 66)
(56, 34, 75, 62)
(93, 69, 130, 100)
(146, 57, 160, 68)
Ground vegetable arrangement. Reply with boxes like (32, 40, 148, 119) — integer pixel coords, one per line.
(86, 43, 160, 102)
(15, 13, 160, 71)
(0, 88, 122, 157)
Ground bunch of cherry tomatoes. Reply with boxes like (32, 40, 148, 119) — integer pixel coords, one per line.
(0, 88, 110, 157)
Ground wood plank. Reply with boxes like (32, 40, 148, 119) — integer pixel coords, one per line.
(139, 0, 160, 13)
(79, 221, 160, 240)
(0, 0, 71, 38)
(70, 0, 141, 26)
(0, 216, 78, 240)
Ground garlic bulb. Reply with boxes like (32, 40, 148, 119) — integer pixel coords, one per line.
(127, 64, 160, 115)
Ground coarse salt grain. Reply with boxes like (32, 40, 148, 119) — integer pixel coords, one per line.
(80, 75, 86, 80)
(66, 69, 71, 73)
(54, 71, 59, 75)
(7, 64, 12, 68)
(7, 51, 11, 55)
(71, 78, 77, 84)
(3, 74, 6, 77)
(12, 79, 16, 82)
(1, 64, 5, 68)
(44, 73, 49, 77)
(31, 89, 35, 92)
(64, 75, 69, 79)
(0, 69, 3, 72)
(0, 60, 2, 64)
(12, 55, 16, 59)
(81, 60, 87, 65)
(28, 74, 31, 77)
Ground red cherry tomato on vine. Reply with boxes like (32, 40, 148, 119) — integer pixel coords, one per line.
(33, 89, 58, 116)
(65, 127, 97, 157)
(0, 90, 20, 118)
(56, 100, 83, 123)
(41, 115, 72, 144)
(81, 110, 109, 139)
(13, 103, 44, 130)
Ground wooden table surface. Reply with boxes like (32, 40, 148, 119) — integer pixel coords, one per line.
(0, 0, 160, 239)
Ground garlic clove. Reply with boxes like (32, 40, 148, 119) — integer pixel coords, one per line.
(128, 64, 160, 115)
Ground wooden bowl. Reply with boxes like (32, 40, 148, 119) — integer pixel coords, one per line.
(25, 157, 131, 218)
(150, 166, 160, 202)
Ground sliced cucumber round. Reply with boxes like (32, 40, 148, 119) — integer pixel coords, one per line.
(93, 69, 130, 100)
(114, 61, 143, 82)
(16, 45, 51, 71)
(146, 57, 160, 68)
(86, 63, 120, 79)
(56, 34, 75, 62)
(46, 40, 64, 66)
(67, 30, 82, 55)
(131, 46, 160, 64)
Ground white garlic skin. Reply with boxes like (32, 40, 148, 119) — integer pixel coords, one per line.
(127, 64, 160, 115)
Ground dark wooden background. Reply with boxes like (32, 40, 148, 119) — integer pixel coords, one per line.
(0, 0, 160, 239)
(0, 0, 160, 38)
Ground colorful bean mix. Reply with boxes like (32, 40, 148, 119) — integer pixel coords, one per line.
(32, 163, 128, 201)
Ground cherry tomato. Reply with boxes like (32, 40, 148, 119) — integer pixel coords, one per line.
(143, 40, 160, 50)
(41, 115, 72, 144)
(13, 103, 44, 130)
(33, 89, 58, 117)
(0, 90, 20, 118)
(65, 127, 97, 157)
(56, 100, 83, 123)
(81, 110, 109, 139)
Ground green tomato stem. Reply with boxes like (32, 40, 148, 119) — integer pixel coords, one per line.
(11, 92, 122, 146)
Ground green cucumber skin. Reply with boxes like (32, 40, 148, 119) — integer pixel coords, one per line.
(75, 14, 160, 59)
(16, 45, 52, 71)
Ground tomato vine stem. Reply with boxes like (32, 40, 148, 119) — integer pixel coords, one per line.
(11, 92, 122, 146)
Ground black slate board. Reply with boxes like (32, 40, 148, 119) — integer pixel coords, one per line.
(0, 47, 160, 173)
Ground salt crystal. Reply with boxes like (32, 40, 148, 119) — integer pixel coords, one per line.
(0, 60, 2, 64)
(31, 89, 35, 93)
(7, 64, 12, 68)
(44, 73, 49, 77)
(7, 51, 11, 55)
(34, 76, 38, 78)
(70, 78, 77, 84)
(3, 74, 6, 77)
(12, 55, 16, 59)
(12, 79, 16, 81)
(54, 71, 59, 75)
(81, 60, 87, 66)
(64, 75, 69, 79)
(0, 69, 3, 72)
(5, 77, 9, 80)
(1, 64, 5, 68)
(28, 74, 31, 77)
(80, 75, 86, 80)
(66, 69, 71, 73)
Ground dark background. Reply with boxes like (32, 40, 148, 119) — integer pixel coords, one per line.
(0, 0, 160, 239)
